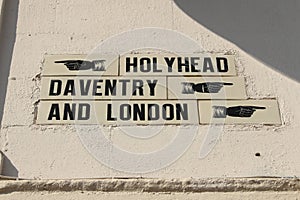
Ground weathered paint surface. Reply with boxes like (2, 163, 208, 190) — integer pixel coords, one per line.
(0, 0, 4, 24)
(0, 178, 300, 199)
(119, 53, 236, 76)
(167, 76, 247, 100)
(0, 0, 299, 180)
(198, 99, 281, 124)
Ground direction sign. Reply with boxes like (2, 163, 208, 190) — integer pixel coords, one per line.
(37, 53, 281, 125)
(42, 54, 119, 76)
(119, 53, 236, 76)
(37, 100, 199, 125)
(167, 77, 247, 100)
(198, 99, 281, 124)
(40, 77, 167, 100)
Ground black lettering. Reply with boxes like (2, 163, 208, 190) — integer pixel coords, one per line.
(191, 57, 200, 72)
(146, 80, 157, 96)
(164, 57, 175, 72)
(178, 57, 190, 72)
(175, 104, 188, 120)
(126, 57, 138, 72)
(119, 79, 130, 96)
(105, 80, 117, 96)
(107, 104, 117, 121)
(148, 104, 159, 120)
(92, 80, 103, 96)
(133, 104, 145, 121)
(49, 80, 62, 96)
(216, 57, 229, 72)
(153, 57, 162, 72)
(140, 57, 151, 72)
(120, 104, 131, 120)
(132, 80, 144, 96)
(80, 79, 91, 96)
(63, 103, 76, 120)
(203, 57, 214, 72)
(63, 80, 75, 96)
(162, 104, 174, 120)
(48, 103, 60, 120)
(78, 103, 90, 120)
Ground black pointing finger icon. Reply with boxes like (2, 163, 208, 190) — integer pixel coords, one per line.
(55, 60, 106, 71)
(213, 105, 266, 118)
(182, 82, 233, 94)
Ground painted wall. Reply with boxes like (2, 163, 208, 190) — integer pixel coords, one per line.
(0, 0, 299, 179)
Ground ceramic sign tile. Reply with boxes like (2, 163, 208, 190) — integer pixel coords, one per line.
(37, 100, 199, 125)
(167, 77, 246, 100)
(40, 77, 167, 100)
(42, 54, 119, 76)
(198, 99, 281, 124)
(119, 53, 236, 76)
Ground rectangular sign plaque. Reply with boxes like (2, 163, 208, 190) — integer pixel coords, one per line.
(37, 100, 199, 125)
(167, 77, 247, 100)
(37, 53, 281, 125)
(119, 53, 236, 76)
(42, 54, 119, 76)
(198, 99, 281, 124)
(40, 77, 167, 100)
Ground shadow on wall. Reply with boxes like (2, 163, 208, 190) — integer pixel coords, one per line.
(174, 0, 300, 82)
(1, 153, 18, 177)
(0, 0, 19, 126)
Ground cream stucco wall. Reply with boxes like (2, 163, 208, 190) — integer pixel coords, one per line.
(0, 0, 4, 23)
(0, 0, 299, 180)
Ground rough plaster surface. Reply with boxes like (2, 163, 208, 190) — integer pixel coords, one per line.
(1, 178, 300, 199)
(2, 191, 300, 200)
(0, 178, 300, 193)
(0, 0, 3, 23)
(0, 0, 300, 180)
